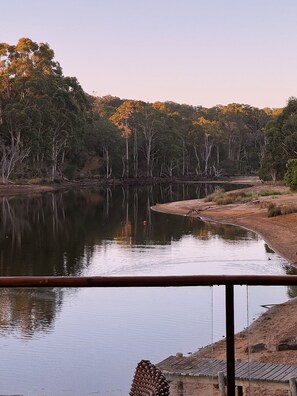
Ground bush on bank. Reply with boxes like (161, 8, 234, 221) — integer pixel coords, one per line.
(284, 159, 297, 191)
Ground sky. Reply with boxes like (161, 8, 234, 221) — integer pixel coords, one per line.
(2, 0, 297, 108)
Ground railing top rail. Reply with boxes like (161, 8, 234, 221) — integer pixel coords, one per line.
(0, 274, 296, 287)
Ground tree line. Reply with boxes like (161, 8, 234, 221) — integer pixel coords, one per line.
(0, 38, 294, 184)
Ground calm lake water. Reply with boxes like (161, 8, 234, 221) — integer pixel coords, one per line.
(0, 184, 294, 395)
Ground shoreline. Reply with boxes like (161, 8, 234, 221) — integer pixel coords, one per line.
(152, 184, 297, 396)
(153, 184, 297, 376)
(152, 184, 297, 265)
(2, 179, 295, 266)
(2, 179, 296, 267)
(0, 175, 259, 197)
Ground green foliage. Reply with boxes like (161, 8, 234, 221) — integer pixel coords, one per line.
(84, 115, 123, 177)
(267, 201, 297, 217)
(204, 189, 225, 202)
(281, 205, 297, 215)
(205, 190, 253, 205)
(267, 203, 282, 217)
(266, 202, 297, 217)
(284, 158, 297, 191)
(260, 98, 297, 181)
(0, 37, 289, 182)
(0, 37, 90, 181)
(257, 190, 282, 196)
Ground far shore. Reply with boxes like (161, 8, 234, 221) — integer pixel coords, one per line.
(0, 175, 259, 197)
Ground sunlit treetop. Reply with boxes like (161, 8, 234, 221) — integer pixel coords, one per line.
(0, 37, 62, 79)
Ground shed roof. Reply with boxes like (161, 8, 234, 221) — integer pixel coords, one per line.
(157, 356, 297, 383)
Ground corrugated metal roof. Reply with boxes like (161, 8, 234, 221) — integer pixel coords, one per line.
(157, 356, 297, 383)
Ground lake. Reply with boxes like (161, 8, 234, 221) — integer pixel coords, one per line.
(0, 184, 293, 395)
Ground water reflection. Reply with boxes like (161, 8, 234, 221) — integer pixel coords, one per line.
(0, 288, 63, 338)
(0, 183, 254, 342)
(0, 184, 243, 274)
(0, 184, 292, 338)
(263, 243, 297, 297)
(0, 184, 293, 394)
(0, 183, 292, 279)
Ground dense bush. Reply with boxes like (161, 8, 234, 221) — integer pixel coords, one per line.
(284, 159, 297, 191)
(267, 203, 282, 217)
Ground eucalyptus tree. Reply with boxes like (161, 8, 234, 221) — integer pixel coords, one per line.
(0, 37, 89, 181)
(284, 159, 297, 191)
(217, 104, 270, 175)
(92, 95, 123, 119)
(152, 102, 191, 176)
(84, 115, 123, 178)
(111, 100, 165, 178)
(187, 122, 204, 175)
(219, 104, 249, 172)
(259, 120, 286, 181)
(260, 98, 297, 181)
(134, 105, 164, 177)
(199, 118, 221, 176)
(92, 96, 276, 179)
(110, 100, 143, 178)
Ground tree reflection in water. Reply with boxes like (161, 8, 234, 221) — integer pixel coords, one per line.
(0, 182, 277, 338)
(0, 184, 240, 274)
(0, 288, 64, 338)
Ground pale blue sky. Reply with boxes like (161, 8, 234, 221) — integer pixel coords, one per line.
(2, 0, 297, 108)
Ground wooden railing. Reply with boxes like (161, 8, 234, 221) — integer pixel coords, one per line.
(2, 274, 297, 396)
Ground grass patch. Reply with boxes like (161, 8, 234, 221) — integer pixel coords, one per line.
(205, 189, 285, 206)
(204, 189, 225, 202)
(205, 190, 254, 205)
(258, 190, 283, 197)
(205, 188, 297, 217)
(216, 196, 235, 205)
(233, 191, 253, 203)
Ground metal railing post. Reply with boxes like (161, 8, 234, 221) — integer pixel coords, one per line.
(226, 284, 235, 396)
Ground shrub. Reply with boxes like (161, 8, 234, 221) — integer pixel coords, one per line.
(234, 192, 253, 203)
(258, 190, 282, 197)
(284, 159, 297, 191)
(204, 189, 225, 202)
(205, 190, 254, 204)
(280, 205, 297, 215)
(267, 203, 282, 217)
(216, 196, 234, 205)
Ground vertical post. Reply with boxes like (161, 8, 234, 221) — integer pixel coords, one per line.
(226, 284, 235, 396)
(177, 381, 184, 396)
(289, 378, 297, 396)
(218, 371, 226, 396)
